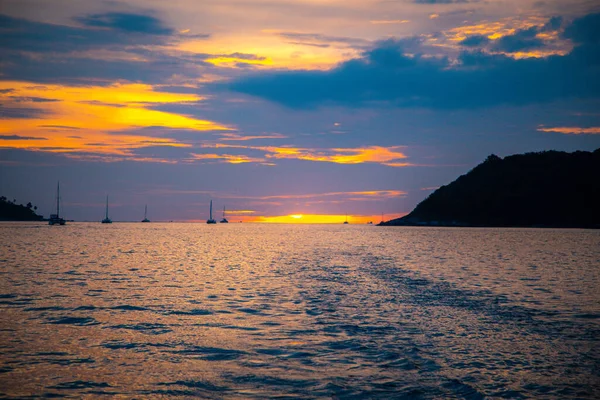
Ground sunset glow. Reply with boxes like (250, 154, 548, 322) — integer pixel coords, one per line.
(1, 1, 597, 222)
(226, 213, 406, 224)
(1, 1, 598, 398)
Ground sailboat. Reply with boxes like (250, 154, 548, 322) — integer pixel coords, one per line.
(48, 182, 66, 226)
(220, 206, 228, 223)
(343, 213, 349, 224)
(101, 195, 112, 224)
(142, 205, 150, 223)
(206, 200, 216, 224)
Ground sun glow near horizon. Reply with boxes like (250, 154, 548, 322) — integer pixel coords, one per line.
(221, 213, 406, 224)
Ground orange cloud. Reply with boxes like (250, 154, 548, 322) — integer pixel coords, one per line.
(176, 32, 355, 71)
(0, 81, 230, 159)
(218, 132, 288, 141)
(188, 153, 268, 164)
(537, 126, 600, 135)
(442, 16, 570, 57)
(201, 143, 411, 166)
(249, 190, 406, 201)
(204, 56, 273, 68)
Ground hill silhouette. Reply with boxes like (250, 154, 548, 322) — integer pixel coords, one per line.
(0, 196, 44, 221)
(381, 149, 600, 228)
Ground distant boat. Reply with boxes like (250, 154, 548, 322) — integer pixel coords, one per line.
(48, 181, 66, 226)
(206, 200, 216, 224)
(142, 205, 150, 223)
(101, 195, 112, 224)
(343, 214, 349, 224)
(220, 206, 228, 223)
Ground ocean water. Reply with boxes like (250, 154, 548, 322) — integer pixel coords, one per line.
(0, 222, 598, 399)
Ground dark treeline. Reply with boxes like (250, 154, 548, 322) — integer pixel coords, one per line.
(0, 196, 44, 221)
(382, 148, 600, 228)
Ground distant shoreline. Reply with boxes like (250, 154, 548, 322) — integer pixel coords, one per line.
(1, 220, 598, 229)
(378, 221, 600, 229)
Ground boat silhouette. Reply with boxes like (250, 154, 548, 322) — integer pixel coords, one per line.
(101, 195, 112, 224)
(220, 206, 228, 223)
(142, 204, 150, 223)
(206, 200, 216, 224)
(48, 182, 66, 226)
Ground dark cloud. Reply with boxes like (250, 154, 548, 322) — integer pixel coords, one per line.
(460, 16, 564, 52)
(288, 41, 330, 48)
(459, 34, 490, 47)
(39, 125, 81, 130)
(0, 106, 48, 119)
(1, 53, 174, 84)
(74, 12, 173, 35)
(0, 45, 212, 85)
(490, 27, 544, 53)
(562, 13, 600, 44)
(0, 135, 47, 140)
(9, 97, 60, 103)
(542, 16, 563, 32)
(0, 13, 168, 54)
(277, 32, 369, 48)
(226, 13, 600, 110)
(225, 53, 268, 61)
(0, 13, 247, 84)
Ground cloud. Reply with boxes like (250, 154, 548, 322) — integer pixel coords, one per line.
(459, 34, 490, 47)
(0, 81, 229, 160)
(0, 13, 172, 54)
(538, 126, 600, 134)
(188, 153, 268, 164)
(197, 144, 411, 166)
(562, 13, 600, 44)
(273, 32, 369, 49)
(0, 106, 48, 119)
(542, 16, 563, 32)
(74, 12, 174, 35)
(227, 13, 600, 109)
(0, 135, 47, 141)
(218, 133, 288, 141)
(490, 27, 545, 52)
(0, 13, 214, 84)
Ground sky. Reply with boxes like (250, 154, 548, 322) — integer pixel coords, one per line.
(1, 0, 599, 223)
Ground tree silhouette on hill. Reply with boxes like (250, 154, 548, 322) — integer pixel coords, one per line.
(381, 148, 600, 228)
(0, 196, 44, 221)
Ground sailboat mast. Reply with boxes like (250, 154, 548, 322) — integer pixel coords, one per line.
(144, 204, 147, 219)
(105, 195, 109, 219)
(223, 205, 225, 218)
(210, 200, 213, 220)
(56, 182, 60, 217)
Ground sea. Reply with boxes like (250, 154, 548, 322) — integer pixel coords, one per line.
(0, 222, 598, 399)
